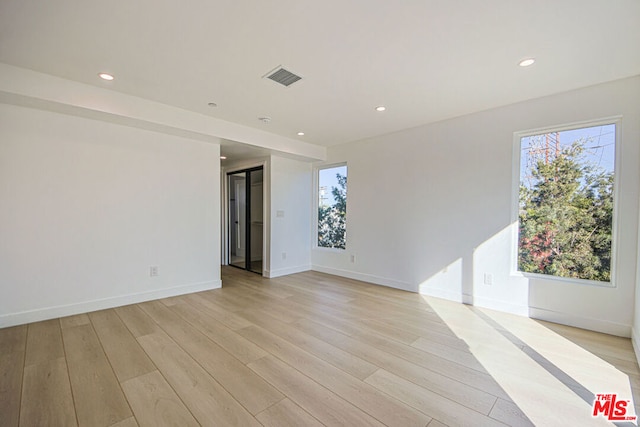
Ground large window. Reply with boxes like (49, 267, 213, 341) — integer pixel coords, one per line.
(516, 121, 617, 283)
(317, 164, 347, 249)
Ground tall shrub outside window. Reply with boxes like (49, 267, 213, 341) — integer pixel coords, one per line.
(318, 165, 347, 249)
(517, 122, 617, 283)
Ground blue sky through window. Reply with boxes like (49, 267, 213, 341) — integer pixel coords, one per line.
(520, 123, 615, 190)
(319, 165, 347, 207)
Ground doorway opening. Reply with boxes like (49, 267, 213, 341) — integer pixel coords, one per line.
(228, 166, 263, 274)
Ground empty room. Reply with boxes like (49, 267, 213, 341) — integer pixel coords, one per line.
(1, 1, 640, 426)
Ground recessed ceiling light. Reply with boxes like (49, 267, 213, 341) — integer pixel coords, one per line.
(297, 132, 305, 136)
(518, 58, 535, 67)
(208, 102, 217, 107)
(375, 106, 386, 112)
(220, 156, 227, 160)
(98, 72, 114, 81)
(258, 117, 272, 123)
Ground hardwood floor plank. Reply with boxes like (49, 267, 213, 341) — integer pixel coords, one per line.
(196, 288, 259, 312)
(377, 311, 466, 337)
(59, 314, 90, 329)
(115, 305, 161, 338)
(596, 354, 640, 376)
(237, 308, 378, 380)
(223, 270, 279, 290)
(234, 293, 302, 323)
(158, 296, 182, 307)
(365, 369, 506, 427)
(266, 274, 369, 306)
(20, 318, 75, 426)
(282, 273, 435, 318)
(182, 293, 253, 330)
(169, 302, 267, 364)
(0, 325, 27, 427)
(311, 274, 435, 309)
(24, 319, 64, 367)
(281, 283, 356, 305)
(276, 293, 350, 320)
(287, 294, 424, 344)
(427, 420, 449, 427)
(368, 315, 469, 350)
(248, 355, 387, 427)
(0, 325, 27, 355)
(0, 351, 25, 427)
(411, 336, 486, 372)
(139, 301, 284, 415)
(295, 315, 508, 399)
(136, 332, 261, 426)
(352, 315, 423, 344)
(293, 317, 500, 413)
(239, 293, 312, 325)
(121, 370, 199, 427)
(238, 324, 431, 427)
(62, 324, 132, 426)
(110, 417, 139, 427)
(20, 357, 77, 427)
(489, 398, 535, 427)
(224, 275, 295, 299)
(538, 319, 635, 354)
(89, 309, 155, 382)
(255, 398, 325, 427)
(347, 294, 437, 320)
(223, 285, 287, 304)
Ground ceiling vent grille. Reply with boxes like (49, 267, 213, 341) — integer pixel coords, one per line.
(265, 66, 302, 87)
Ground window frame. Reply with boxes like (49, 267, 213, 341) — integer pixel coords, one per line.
(313, 162, 348, 251)
(510, 117, 622, 287)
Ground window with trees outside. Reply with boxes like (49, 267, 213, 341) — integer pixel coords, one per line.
(317, 164, 347, 249)
(516, 121, 617, 283)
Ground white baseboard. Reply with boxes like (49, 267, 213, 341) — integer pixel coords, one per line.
(529, 306, 631, 337)
(265, 265, 311, 278)
(473, 296, 529, 317)
(632, 327, 640, 368)
(308, 267, 631, 337)
(0, 280, 221, 328)
(418, 286, 464, 303)
(311, 265, 415, 292)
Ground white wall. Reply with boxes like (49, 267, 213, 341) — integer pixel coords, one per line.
(268, 155, 312, 277)
(0, 103, 221, 327)
(313, 76, 640, 336)
(635, 172, 640, 364)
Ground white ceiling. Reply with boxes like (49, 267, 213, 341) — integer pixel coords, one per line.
(219, 139, 273, 167)
(1, 0, 639, 150)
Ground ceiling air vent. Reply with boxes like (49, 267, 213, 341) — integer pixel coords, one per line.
(264, 66, 302, 87)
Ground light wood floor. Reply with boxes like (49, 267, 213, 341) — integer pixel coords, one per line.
(1, 267, 639, 426)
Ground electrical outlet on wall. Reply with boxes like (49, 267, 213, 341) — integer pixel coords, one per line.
(483, 273, 493, 285)
(282, 252, 287, 260)
(350, 254, 356, 263)
(150, 266, 159, 277)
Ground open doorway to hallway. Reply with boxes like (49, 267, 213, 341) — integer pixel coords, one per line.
(228, 166, 263, 274)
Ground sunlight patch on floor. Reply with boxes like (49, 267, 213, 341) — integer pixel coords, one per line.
(423, 295, 633, 426)
(480, 308, 635, 407)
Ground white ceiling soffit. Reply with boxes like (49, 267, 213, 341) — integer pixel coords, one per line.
(0, 0, 639, 147)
